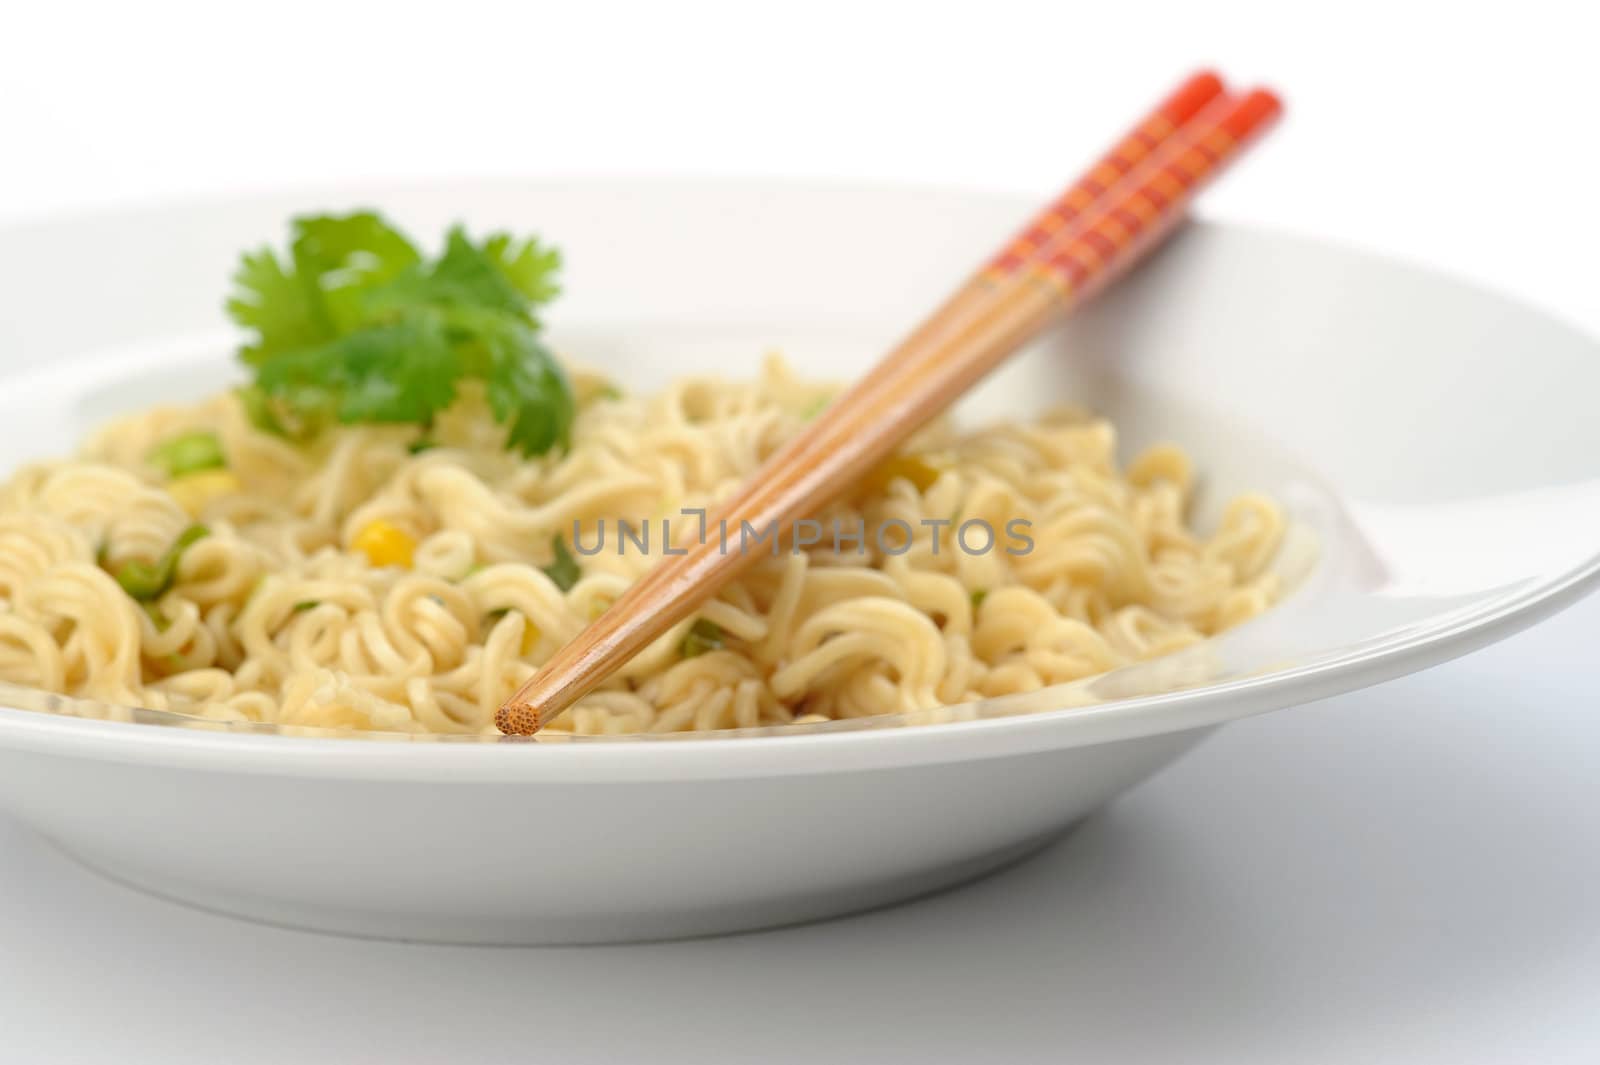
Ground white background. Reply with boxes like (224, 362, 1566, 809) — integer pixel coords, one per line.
(2, 2, 1598, 1062)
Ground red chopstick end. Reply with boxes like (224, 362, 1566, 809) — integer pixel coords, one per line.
(1219, 87, 1285, 143)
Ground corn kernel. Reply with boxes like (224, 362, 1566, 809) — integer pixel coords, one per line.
(352, 520, 416, 569)
(167, 469, 241, 518)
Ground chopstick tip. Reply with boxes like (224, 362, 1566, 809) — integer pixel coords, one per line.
(1189, 69, 1227, 97)
(496, 702, 542, 736)
(1246, 86, 1286, 122)
(1212, 86, 1285, 144)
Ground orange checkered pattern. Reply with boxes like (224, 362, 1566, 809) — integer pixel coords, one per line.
(1036, 89, 1282, 297)
(986, 71, 1224, 277)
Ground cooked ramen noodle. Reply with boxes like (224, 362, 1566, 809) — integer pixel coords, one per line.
(0, 355, 1283, 735)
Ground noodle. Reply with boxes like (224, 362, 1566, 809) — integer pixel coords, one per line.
(0, 355, 1284, 735)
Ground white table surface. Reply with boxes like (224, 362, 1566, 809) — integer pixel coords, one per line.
(2, 1, 1597, 1060)
(3, 596, 1596, 1064)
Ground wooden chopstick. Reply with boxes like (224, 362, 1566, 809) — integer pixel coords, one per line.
(511, 73, 1229, 664)
(708, 72, 1231, 529)
(838, 70, 1228, 408)
(497, 83, 1283, 736)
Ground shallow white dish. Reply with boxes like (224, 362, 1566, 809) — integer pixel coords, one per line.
(0, 179, 1595, 944)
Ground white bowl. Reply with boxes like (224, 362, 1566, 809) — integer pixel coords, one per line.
(0, 179, 1595, 944)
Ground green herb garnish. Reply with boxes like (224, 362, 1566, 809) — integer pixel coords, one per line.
(406, 437, 438, 455)
(541, 535, 581, 592)
(113, 524, 209, 602)
(227, 211, 574, 456)
(147, 430, 226, 478)
(680, 619, 724, 658)
(970, 588, 988, 610)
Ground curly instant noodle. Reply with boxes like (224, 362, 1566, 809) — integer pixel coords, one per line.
(0, 356, 1283, 735)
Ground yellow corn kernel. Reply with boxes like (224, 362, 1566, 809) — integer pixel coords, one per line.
(861, 454, 942, 495)
(352, 520, 416, 569)
(167, 469, 241, 518)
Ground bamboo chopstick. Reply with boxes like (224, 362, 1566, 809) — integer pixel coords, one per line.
(504, 72, 1227, 674)
(838, 70, 1227, 405)
(497, 81, 1283, 736)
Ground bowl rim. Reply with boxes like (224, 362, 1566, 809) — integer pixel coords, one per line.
(0, 179, 1597, 780)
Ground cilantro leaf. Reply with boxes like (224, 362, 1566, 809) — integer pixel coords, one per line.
(361, 228, 531, 321)
(430, 227, 533, 315)
(479, 323, 575, 456)
(228, 212, 573, 454)
(291, 212, 422, 333)
(483, 233, 561, 306)
(291, 212, 421, 284)
(256, 317, 462, 426)
(541, 535, 582, 592)
(228, 247, 331, 366)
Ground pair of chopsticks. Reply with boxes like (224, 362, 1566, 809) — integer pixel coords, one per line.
(498, 70, 1283, 735)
